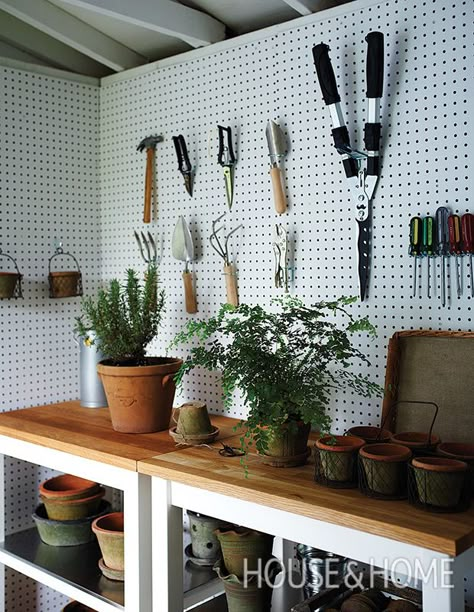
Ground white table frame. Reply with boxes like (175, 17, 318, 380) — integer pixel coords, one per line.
(152, 477, 474, 612)
(0, 434, 152, 612)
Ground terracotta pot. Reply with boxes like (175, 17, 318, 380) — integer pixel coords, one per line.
(359, 443, 411, 496)
(383, 599, 418, 611)
(188, 511, 233, 560)
(438, 442, 474, 496)
(62, 603, 97, 612)
(33, 501, 110, 547)
(215, 527, 274, 577)
(261, 421, 311, 468)
(92, 512, 124, 572)
(391, 431, 440, 451)
(49, 271, 81, 298)
(214, 557, 279, 612)
(348, 426, 392, 444)
(412, 457, 467, 508)
(315, 435, 365, 483)
(39, 474, 100, 501)
(41, 487, 105, 521)
(176, 401, 213, 436)
(0, 272, 19, 298)
(98, 357, 182, 433)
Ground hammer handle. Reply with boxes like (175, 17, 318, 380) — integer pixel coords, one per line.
(144, 148, 154, 224)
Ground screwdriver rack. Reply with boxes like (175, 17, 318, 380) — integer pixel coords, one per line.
(409, 211, 474, 304)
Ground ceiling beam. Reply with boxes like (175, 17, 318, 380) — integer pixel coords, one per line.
(0, 40, 51, 66)
(281, 0, 313, 15)
(0, 11, 110, 76)
(57, 0, 226, 48)
(0, 0, 146, 71)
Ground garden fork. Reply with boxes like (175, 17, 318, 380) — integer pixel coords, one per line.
(134, 231, 159, 265)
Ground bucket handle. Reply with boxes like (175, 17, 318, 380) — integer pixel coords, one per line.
(386, 400, 439, 445)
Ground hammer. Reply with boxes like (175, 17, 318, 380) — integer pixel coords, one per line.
(137, 135, 163, 224)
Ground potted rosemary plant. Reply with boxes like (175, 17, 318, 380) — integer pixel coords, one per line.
(172, 295, 380, 466)
(75, 264, 182, 433)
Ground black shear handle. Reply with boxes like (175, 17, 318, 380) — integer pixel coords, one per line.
(218, 126, 235, 165)
(172, 135, 191, 173)
(365, 32, 384, 99)
(312, 43, 341, 106)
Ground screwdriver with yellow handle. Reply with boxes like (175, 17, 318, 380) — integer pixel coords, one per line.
(421, 216, 434, 298)
(409, 216, 422, 297)
(461, 213, 474, 298)
(448, 214, 462, 298)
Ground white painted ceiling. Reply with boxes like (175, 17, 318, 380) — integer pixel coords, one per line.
(0, 0, 350, 78)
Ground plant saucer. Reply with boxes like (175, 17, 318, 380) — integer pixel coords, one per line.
(98, 557, 124, 582)
(184, 543, 221, 567)
(169, 426, 219, 446)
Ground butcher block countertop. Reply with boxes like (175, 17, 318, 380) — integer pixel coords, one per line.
(0, 401, 239, 471)
(138, 436, 474, 557)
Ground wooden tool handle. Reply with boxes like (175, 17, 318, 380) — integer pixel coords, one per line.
(224, 264, 239, 307)
(182, 271, 197, 314)
(270, 166, 286, 215)
(143, 148, 154, 224)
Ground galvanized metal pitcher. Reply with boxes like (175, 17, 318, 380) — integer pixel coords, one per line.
(75, 331, 107, 408)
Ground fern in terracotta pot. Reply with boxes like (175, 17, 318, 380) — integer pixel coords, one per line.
(75, 264, 182, 433)
(172, 295, 380, 467)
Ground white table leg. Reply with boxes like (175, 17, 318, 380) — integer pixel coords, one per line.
(124, 471, 152, 612)
(421, 553, 465, 612)
(152, 477, 183, 612)
(0, 454, 4, 612)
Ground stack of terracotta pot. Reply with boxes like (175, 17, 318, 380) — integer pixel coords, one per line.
(33, 474, 108, 547)
(92, 512, 124, 581)
(213, 527, 277, 612)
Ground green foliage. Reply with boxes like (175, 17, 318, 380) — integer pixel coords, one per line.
(171, 295, 382, 454)
(75, 264, 165, 364)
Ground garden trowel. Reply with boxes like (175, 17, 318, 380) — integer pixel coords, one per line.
(172, 216, 197, 313)
(266, 120, 287, 214)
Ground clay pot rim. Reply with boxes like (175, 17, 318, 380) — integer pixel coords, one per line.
(49, 271, 81, 277)
(347, 426, 393, 442)
(391, 431, 441, 448)
(92, 511, 124, 535)
(214, 527, 266, 538)
(412, 456, 468, 473)
(98, 357, 182, 376)
(40, 487, 105, 506)
(437, 442, 474, 461)
(33, 500, 111, 525)
(169, 425, 219, 445)
(316, 435, 365, 452)
(0, 271, 19, 277)
(360, 443, 412, 462)
(39, 474, 100, 499)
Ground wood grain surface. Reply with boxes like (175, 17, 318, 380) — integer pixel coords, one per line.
(0, 401, 239, 470)
(139, 437, 474, 556)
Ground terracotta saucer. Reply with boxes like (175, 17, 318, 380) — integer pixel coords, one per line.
(169, 426, 219, 446)
(98, 557, 124, 582)
(184, 543, 220, 567)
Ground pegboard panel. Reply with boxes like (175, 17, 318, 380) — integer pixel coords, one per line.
(0, 66, 100, 610)
(99, 0, 474, 604)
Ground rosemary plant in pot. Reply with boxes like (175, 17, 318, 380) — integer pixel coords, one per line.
(75, 264, 182, 433)
(172, 296, 380, 467)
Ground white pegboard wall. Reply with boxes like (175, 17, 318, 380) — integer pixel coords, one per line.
(0, 66, 100, 611)
(99, 0, 473, 604)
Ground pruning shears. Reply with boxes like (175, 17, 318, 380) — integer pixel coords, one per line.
(218, 125, 236, 209)
(172, 135, 193, 196)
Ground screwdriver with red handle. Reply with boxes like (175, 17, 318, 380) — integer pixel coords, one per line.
(462, 213, 474, 297)
(448, 214, 462, 298)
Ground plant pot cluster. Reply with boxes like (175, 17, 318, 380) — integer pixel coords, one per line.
(92, 512, 124, 581)
(213, 527, 276, 612)
(34, 474, 108, 546)
(186, 511, 234, 566)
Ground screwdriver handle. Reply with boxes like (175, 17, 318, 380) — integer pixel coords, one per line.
(462, 213, 474, 254)
(409, 217, 421, 257)
(435, 206, 449, 255)
(422, 216, 434, 256)
(448, 215, 462, 255)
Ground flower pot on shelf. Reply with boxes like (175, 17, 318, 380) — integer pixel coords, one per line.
(260, 421, 311, 468)
(314, 435, 365, 487)
(187, 511, 233, 561)
(411, 457, 468, 509)
(98, 357, 182, 433)
(170, 401, 219, 445)
(347, 425, 392, 444)
(215, 527, 274, 577)
(437, 442, 474, 496)
(41, 488, 105, 521)
(39, 474, 100, 502)
(390, 431, 440, 453)
(92, 512, 124, 580)
(359, 443, 412, 498)
(62, 603, 97, 612)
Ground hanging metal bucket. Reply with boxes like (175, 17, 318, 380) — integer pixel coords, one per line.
(75, 331, 107, 408)
(48, 249, 83, 298)
(0, 250, 23, 299)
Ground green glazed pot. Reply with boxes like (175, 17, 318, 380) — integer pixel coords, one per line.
(315, 436, 365, 483)
(412, 457, 467, 508)
(215, 527, 274, 578)
(92, 512, 124, 571)
(188, 511, 233, 560)
(359, 443, 412, 496)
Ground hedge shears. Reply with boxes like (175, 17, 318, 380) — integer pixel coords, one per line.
(313, 32, 384, 301)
